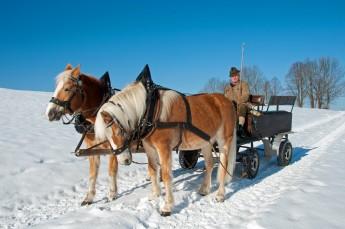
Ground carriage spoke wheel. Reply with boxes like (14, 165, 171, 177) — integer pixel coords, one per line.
(178, 150, 200, 169)
(277, 140, 293, 166)
(245, 149, 259, 179)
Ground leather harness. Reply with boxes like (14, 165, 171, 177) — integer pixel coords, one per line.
(106, 65, 211, 155)
(73, 65, 211, 156)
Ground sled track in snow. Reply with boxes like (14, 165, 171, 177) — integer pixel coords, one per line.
(143, 113, 345, 228)
(293, 111, 345, 132)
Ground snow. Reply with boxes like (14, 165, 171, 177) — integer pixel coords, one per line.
(1, 87, 345, 229)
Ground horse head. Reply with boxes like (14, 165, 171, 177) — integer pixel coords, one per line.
(94, 75, 147, 153)
(99, 110, 128, 148)
(46, 64, 87, 121)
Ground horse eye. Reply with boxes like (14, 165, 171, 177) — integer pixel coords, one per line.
(64, 88, 70, 92)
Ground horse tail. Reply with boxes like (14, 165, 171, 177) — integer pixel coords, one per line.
(225, 127, 237, 183)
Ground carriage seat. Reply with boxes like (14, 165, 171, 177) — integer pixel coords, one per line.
(244, 95, 296, 138)
(249, 95, 265, 109)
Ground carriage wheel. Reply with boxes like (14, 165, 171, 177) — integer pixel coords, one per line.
(178, 150, 200, 169)
(245, 149, 260, 179)
(277, 140, 292, 166)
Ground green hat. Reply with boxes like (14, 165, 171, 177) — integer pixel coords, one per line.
(229, 67, 240, 77)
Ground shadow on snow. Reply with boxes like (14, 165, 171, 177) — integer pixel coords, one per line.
(171, 145, 315, 213)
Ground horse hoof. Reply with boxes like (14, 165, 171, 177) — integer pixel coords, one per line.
(81, 200, 92, 206)
(215, 195, 225, 202)
(198, 191, 208, 196)
(198, 188, 210, 196)
(107, 196, 117, 202)
(123, 159, 131, 165)
(160, 211, 171, 217)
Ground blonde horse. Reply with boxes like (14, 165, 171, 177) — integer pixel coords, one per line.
(46, 64, 131, 205)
(94, 66, 237, 216)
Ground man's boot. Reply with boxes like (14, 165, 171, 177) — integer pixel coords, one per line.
(237, 116, 246, 138)
(237, 124, 245, 138)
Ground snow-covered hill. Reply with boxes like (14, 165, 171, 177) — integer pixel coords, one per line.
(1, 88, 345, 229)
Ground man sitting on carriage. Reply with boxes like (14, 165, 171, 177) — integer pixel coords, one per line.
(224, 67, 250, 137)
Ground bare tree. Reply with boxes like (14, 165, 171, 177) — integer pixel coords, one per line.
(317, 57, 345, 108)
(200, 77, 228, 93)
(285, 62, 308, 107)
(285, 57, 345, 109)
(263, 80, 272, 103)
(302, 60, 318, 108)
(242, 65, 265, 95)
(270, 76, 283, 96)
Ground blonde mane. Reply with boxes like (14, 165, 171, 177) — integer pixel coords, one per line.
(55, 70, 73, 86)
(95, 82, 146, 140)
(159, 90, 180, 121)
(95, 81, 180, 141)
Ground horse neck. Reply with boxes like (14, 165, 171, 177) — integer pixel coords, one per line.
(80, 75, 106, 119)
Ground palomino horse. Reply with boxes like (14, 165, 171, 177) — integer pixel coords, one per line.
(94, 66, 237, 216)
(45, 64, 131, 205)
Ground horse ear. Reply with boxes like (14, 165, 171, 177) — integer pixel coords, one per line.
(101, 111, 113, 125)
(65, 64, 73, 71)
(136, 64, 153, 86)
(71, 65, 81, 78)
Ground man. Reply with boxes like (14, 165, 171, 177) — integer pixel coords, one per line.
(224, 67, 250, 137)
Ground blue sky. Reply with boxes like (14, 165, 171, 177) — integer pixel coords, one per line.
(0, 0, 344, 96)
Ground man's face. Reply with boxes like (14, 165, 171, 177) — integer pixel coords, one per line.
(231, 74, 239, 84)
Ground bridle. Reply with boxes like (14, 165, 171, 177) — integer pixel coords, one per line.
(49, 74, 85, 114)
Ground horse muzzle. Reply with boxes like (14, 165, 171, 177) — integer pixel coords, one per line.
(46, 104, 64, 121)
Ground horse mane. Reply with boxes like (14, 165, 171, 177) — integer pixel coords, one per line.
(159, 90, 180, 121)
(56, 70, 101, 86)
(95, 82, 147, 140)
(56, 70, 71, 84)
(95, 81, 180, 141)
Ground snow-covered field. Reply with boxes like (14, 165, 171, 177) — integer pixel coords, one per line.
(1, 87, 345, 229)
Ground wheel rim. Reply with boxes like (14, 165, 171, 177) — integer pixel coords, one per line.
(250, 154, 259, 172)
(284, 145, 292, 161)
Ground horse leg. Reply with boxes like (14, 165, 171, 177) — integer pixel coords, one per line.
(198, 144, 213, 196)
(143, 141, 161, 199)
(107, 154, 118, 201)
(82, 155, 100, 205)
(157, 145, 174, 216)
(215, 146, 227, 202)
(216, 128, 236, 202)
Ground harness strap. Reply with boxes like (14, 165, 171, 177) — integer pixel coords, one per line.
(141, 88, 209, 152)
(73, 132, 129, 156)
(155, 121, 210, 142)
(136, 84, 211, 151)
(181, 94, 192, 123)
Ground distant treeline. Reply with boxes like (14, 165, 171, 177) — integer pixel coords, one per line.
(200, 57, 345, 109)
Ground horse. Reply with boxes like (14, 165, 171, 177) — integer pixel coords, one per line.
(45, 64, 132, 205)
(94, 65, 237, 216)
